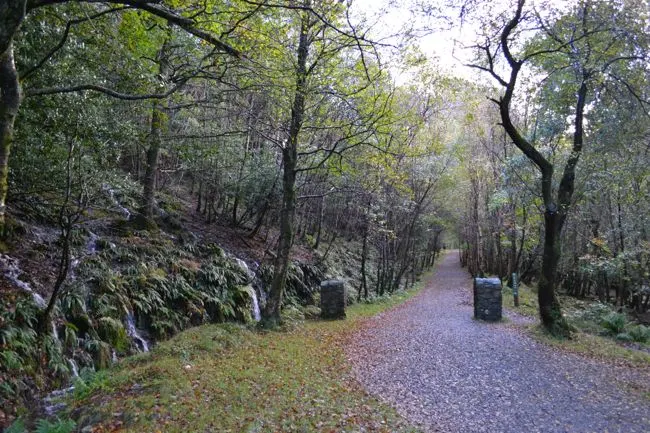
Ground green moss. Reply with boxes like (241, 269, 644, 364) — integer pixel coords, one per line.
(96, 317, 129, 352)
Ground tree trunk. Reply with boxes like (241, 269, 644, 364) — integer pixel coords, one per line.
(196, 180, 203, 213)
(262, 7, 310, 326)
(142, 37, 170, 219)
(314, 195, 325, 249)
(358, 219, 369, 301)
(0, 43, 21, 236)
(263, 151, 297, 326)
(538, 210, 565, 332)
(39, 139, 77, 336)
(142, 103, 163, 218)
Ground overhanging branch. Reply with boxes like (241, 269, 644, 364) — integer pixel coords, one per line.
(25, 79, 187, 99)
(27, 0, 242, 58)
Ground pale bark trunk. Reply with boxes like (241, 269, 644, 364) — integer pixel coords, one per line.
(0, 44, 21, 236)
(0, 0, 25, 234)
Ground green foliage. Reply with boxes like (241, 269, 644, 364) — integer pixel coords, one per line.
(284, 263, 324, 305)
(97, 317, 129, 352)
(5, 412, 76, 433)
(279, 305, 305, 328)
(601, 312, 628, 335)
(570, 302, 615, 324)
(627, 325, 650, 344)
(300, 304, 321, 320)
(615, 332, 634, 342)
(0, 294, 42, 408)
(34, 418, 76, 433)
(58, 232, 257, 348)
(5, 418, 26, 433)
(72, 369, 114, 401)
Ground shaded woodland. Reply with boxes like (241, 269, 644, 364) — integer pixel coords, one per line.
(0, 0, 648, 428)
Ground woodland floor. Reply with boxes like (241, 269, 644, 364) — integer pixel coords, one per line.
(346, 252, 650, 433)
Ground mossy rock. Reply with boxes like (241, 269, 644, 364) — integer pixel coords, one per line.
(69, 314, 92, 338)
(92, 342, 113, 370)
(97, 317, 129, 351)
(158, 213, 183, 231)
(3, 217, 28, 238)
(131, 213, 158, 231)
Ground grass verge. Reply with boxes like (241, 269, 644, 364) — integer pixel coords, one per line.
(503, 284, 650, 368)
(49, 269, 437, 432)
(530, 326, 650, 369)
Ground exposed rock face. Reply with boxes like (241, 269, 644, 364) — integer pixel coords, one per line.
(473, 277, 502, 321)
(320, 279, 346, 319)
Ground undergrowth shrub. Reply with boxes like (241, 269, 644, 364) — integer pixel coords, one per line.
(601, 312, 628, 335)
(6, 414, 77, 433)
(284, 262, 324, 305)
(1, 295, 42, 414)
(280, 305, 306, 328)
(570, 302, 614, 323)
(61, 234, 257, 349)
(627, 324, 650, 343)
(301, 304, 321, 320)
(34, 418, 76, 433)
(2, 226, 326, 421)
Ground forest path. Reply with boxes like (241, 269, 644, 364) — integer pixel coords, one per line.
(346, 252, 650, 433)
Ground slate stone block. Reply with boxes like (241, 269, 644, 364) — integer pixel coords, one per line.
(473, 277, 502, 321)
(320, 279, 346, 319)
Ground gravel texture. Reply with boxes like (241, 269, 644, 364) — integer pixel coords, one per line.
(346, 252, 650, 433)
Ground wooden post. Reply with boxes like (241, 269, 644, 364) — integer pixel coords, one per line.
(512, 272, 520, 307)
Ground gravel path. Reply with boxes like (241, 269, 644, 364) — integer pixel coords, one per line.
(346, 252, 650, 433)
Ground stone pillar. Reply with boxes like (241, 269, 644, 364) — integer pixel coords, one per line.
(320, 279, 346, 319)
(473, 277, 502, 321)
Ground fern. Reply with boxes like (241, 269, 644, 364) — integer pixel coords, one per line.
(59, 289, 86, 318)
(5, 418, 26, 433)
(628, 325, 650, 343)
(0, 350, 24, 371)
(601, 312, 628, 335)
(63, 322, 78, 351)
(35, 418, 76, 433)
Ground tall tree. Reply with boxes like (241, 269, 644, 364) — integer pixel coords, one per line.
(262, 4, 310, 326)
(467, 0, 649, 334)
(142, 31, 171, 219)
(245, 0, 385, 325)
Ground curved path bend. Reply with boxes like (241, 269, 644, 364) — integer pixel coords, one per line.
(346, 252, 650, 433)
